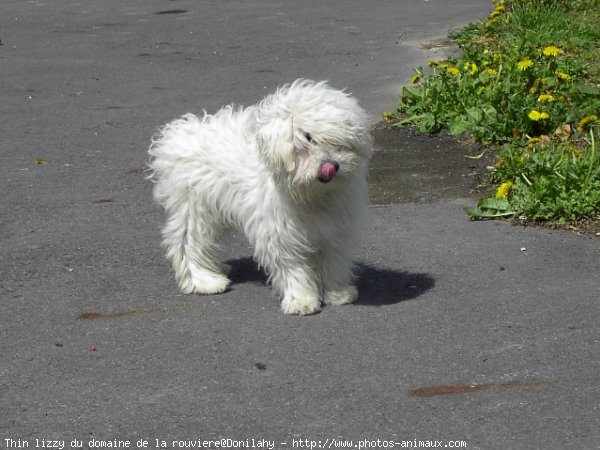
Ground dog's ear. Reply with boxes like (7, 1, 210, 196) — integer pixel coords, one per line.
(256, 114, 296, 173)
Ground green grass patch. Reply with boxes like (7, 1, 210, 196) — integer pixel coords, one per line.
(386, 0, 600, 223)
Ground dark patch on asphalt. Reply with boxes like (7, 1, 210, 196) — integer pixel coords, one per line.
(79, 310, 140, 320)
(156, 9, 187, 15)
(78, 308, 184, 320)
(410, 378, 591, 397)
(369, 124, 494, 205)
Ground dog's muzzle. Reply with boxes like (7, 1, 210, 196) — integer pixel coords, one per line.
(318, 161, 340, 183)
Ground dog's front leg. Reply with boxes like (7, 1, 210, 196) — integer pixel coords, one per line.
(319, 246, 359, 307)
(277, 265, 322, 315)
(260, 258, 321, 315)
(252, 225, 321, 315)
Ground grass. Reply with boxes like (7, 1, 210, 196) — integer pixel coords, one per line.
(386, 0, 600, 225)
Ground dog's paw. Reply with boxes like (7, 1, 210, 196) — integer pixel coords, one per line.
(323, 285, 358, 306)
(280, 294, 321, 316)
(179, 270, 231, 295)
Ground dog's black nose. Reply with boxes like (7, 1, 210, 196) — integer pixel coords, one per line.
(334, 162, 340, 172)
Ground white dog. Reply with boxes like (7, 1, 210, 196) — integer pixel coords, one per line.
(148, 80, 371, 315)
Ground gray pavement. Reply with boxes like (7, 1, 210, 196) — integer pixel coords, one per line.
(2, 1, 600, 449)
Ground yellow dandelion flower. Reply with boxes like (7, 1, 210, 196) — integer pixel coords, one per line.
(555, 71, 572, 82)
(463, 62, 478, 75)
(410, 73, 421, 84)
(489, 10, 502, 19)
(517, 59, 533, 70)
(537, 94, 555, 103)
(527, 137, 540, 145)
(492, 53, 506, 63)
(495, 181, 514, 200)
(428, 60, 439, 68)
(528, 110, 549, 121)
(382, 112, 395, 122)
(577, 114, 599, 133)
(483, 68, 498, 76)
(542, 45, 560, 57)
(447, 66, 460, 76)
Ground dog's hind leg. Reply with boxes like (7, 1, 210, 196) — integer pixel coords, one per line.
(161, 199, 231, 295)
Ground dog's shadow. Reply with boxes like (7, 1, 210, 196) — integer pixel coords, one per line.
(354, 262, 435, 306)
(225, 258, 434, 307)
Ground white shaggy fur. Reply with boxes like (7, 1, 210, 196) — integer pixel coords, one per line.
(148, 80, 371, 315)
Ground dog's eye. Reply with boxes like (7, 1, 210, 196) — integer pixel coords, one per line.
(304, 133, 313, 143)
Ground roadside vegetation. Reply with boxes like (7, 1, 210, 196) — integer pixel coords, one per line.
(386, 0, 600, 227)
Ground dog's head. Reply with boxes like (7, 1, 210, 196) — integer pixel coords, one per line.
(255, 80, 371, 194)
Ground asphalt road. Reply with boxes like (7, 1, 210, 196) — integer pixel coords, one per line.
(2, 1, 600, 449)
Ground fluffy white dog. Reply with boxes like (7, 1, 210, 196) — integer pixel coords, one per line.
(148, 80, 371, 315)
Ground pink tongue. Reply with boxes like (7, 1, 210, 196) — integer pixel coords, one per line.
(319, 162, 338, 181)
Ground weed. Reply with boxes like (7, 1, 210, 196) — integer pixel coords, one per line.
(388, 0, 600, 223)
